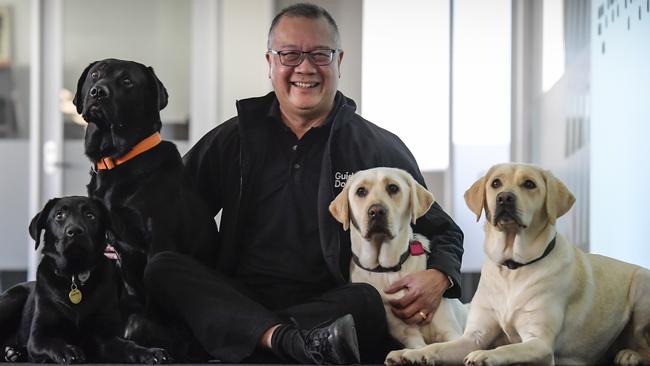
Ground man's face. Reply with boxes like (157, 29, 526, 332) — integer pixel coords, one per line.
(266, 16, 343, 121)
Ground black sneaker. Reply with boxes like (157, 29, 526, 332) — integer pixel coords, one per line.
(302, 314, 360, 365)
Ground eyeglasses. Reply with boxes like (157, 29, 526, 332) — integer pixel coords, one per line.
(268, 49, 338, 66)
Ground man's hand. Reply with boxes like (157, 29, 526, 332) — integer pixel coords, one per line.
(384, 268, 450, 325)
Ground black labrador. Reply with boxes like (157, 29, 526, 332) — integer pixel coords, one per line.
(72, 59, 218, 359)
(0, 196, 169, 363)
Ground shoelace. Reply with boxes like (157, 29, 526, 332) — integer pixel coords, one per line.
(291, 317, 335, 365)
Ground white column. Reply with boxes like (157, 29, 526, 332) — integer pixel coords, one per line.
(29, 0, 63, 279)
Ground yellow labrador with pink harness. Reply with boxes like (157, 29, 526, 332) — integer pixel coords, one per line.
(386, 163, 650, 366)
(329, 167, 466, 349)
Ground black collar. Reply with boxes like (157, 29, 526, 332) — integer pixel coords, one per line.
(502, 235, 557, 270)
(352, 240, 429, 273)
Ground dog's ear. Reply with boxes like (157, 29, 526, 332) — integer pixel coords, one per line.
(408, 175, 434, 224)
(543, 170, 575, 225)
(73, 61, 98, 114)
(29, 198, 60, 250)
(329, 185, 351, 231)
(147, 66, 168, 111)
(464, 174, 487, 222)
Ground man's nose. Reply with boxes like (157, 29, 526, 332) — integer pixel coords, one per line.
(294, 55, 318, 71)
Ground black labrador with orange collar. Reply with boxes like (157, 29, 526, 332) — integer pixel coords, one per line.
(1, 196, 169, 363)
(73, 59, 219, 359)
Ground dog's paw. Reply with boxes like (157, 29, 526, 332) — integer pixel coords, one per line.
(615, 349, 642, 366)
(133, 347, 171, 364)
(385, 349, 408, 365)
(386, 348, 435, 365)
(4, 346, 25, 362)
(50, 344, 86, 364)
(464, 350, 501, 366)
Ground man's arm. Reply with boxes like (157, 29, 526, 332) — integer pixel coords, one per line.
(415, 201, 464, 299)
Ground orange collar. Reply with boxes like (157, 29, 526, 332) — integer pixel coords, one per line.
(96, 132, 162, 170)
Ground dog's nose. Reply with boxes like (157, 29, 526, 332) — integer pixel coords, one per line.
(65, 225, 85, 238)
(496, 192, 517, 206)
(89, 84, 110, 100)
(368, 204, 387, 219)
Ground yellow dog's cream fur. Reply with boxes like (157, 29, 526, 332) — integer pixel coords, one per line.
(386, 163, 650, 366)
(329, 167, 466, 349)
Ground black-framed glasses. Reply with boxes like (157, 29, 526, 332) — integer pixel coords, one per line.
(268, 49, 338, 66)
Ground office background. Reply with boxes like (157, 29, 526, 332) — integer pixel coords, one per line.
(0, 0, 648, 301)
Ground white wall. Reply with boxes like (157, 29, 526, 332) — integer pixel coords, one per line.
(362, 0, 450, 172)
(218, 0, 273, 124)
(0, 0, 30, 66)
(0, 141, 29, 269)
(452, 0, 511, 272)
(590, 0, 650, 267)
(62, 0, 191, 124)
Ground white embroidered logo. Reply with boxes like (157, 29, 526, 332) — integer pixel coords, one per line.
(334, 171, 354, 188)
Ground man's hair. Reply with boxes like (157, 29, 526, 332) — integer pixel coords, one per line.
(267, 3, 341, 49)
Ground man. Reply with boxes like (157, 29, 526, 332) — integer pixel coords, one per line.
(144, 3, 463, 364)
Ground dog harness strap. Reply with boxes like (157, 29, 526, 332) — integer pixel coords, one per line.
(502, 235, 557, 270)
(352, 239, 430, 273)
(95, 132, 162, 170)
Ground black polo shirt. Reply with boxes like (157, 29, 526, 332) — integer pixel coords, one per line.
(236, 96, 342, 310)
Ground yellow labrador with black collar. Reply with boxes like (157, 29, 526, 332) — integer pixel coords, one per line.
(329, 167, 466, 349)
(386, 163, 650, 366)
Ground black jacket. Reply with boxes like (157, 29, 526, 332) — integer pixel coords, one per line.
(183, 91, 464, 298)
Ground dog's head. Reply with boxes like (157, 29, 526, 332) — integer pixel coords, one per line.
(464, 163, 575, 233)
(329, 168, 434, 245)
(73, 58, 168, 161)
(29, 196, 114, 275)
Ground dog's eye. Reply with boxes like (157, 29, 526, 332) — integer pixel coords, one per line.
(122, 78, 133, 88)
(522, 180, 537, 189)
(491, 179, 502, 188)
(91, 72, 99, 81)
(386, 184, 400, 194)
(86, 212, 96, 220)
(54, 211, 65, 221)
(356, 187, 367, 197)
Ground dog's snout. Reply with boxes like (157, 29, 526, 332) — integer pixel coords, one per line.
(368, 204, 387, 220)
(89, 84, 110, 100)
(65, 225, 85, 238)
(496, 192, 517, 206)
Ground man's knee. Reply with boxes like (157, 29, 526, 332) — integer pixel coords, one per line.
(342, 283, 387, 328)
(143, 251, 186, 294)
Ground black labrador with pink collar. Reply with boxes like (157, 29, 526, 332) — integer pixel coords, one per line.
(72, 59, 219, 359)
(1, 196, 169, 363)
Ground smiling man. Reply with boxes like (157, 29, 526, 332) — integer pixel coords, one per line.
(143, 3, 464, 364)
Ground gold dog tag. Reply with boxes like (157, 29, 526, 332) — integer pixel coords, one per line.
(69, 286, 82, 304)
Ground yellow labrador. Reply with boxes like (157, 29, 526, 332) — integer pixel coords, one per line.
(329, 167, 466, 349)
(386, 163, 650, 366)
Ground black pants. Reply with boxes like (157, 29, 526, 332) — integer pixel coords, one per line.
(143, 251, 396, 363)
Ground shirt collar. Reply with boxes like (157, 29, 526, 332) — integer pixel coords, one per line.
(267, 92, 343, 130)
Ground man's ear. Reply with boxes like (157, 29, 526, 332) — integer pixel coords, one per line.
(29, 198, 60, 250)
(329, 184, 351, 231)
(73, 61, 98, 114)
(464, 175, 487, 222)
(543, 170, 575, 225)
(407, 174, 434, 224)
(337, 49, 344, 75)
